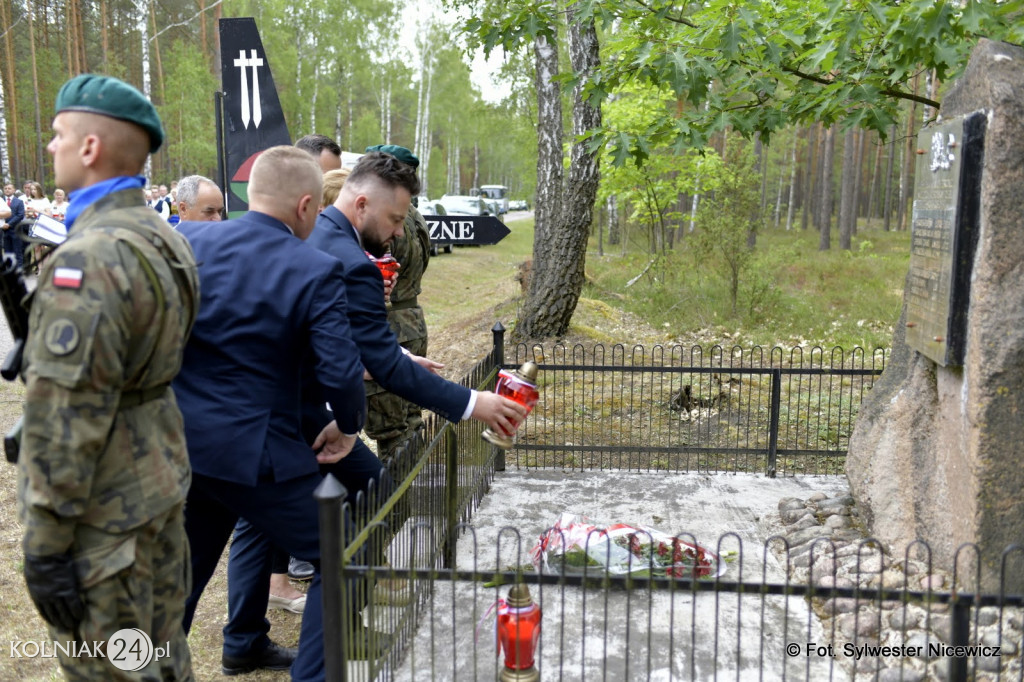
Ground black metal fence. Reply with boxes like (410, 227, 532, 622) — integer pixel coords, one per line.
(504, 339, 887, 477)
(315, 327, 1022, 681)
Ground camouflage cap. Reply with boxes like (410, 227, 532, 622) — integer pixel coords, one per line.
(55, 74, 164, 153)
(365, 144, 419, 169)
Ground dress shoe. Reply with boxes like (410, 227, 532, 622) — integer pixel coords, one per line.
(222, 640, 298, 675)
(268, 592, 306, 614)
(288, 556, 314, 581)
(346, 625, 390, 661)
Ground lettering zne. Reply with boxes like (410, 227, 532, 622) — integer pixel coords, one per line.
(427, 219, 475, 241)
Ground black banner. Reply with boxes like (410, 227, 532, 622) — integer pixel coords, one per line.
(217, 18, 292, 217)
(423, 215, 511, 246)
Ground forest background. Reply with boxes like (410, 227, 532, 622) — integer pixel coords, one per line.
(1, 0, 1022, 345)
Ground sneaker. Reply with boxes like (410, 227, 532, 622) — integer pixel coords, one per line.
(268, 592, 306, 614)
(221, 640, 297, 675)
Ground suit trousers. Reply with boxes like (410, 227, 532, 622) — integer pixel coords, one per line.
(182, 470, 328, 681)
(222, 439, 392, 674)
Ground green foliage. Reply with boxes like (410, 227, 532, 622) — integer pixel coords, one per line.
(0, 0, 538, 199)
(597, 85, 711, 252)
(574, 0, 1016, 159)
(584, 224, 910, 351)
(691, 141, 762, 316)
(157, 41, 218, 180)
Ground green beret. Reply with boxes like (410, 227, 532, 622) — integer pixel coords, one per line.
(55, 74, 165, 153)
(364, 144, 419, 169)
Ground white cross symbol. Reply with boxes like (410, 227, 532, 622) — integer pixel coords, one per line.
(233, 49, 265, 129)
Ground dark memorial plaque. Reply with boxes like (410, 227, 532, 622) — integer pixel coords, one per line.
(906, 112, 986, 366)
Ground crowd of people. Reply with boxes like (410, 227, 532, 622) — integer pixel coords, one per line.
(2, 172, 183, 270)
(10, 72, 525, 682)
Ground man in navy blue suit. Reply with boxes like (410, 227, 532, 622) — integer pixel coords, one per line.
(221, 150, 527, 672)
(173, 145, 368, 679)
(2, 182, 26, 267)
(310, 150, 525, 433)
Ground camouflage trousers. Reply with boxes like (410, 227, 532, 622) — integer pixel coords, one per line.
(50, 503, 193, 681)
(365, 334, 427, 463)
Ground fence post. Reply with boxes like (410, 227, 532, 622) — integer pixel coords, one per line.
(315, 473, 349, 682)
(767, 368, 781, 478)
(491, 321, 507, 472)
(492, 321, 506, 366)
(443, 426, 459, 569)
(949, 594, 971, 682)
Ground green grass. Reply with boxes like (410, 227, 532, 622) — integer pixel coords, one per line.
(584, 223, 910, 351)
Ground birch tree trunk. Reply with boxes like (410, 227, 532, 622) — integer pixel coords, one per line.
(419, 67, 432, 196)
(897, 73, 920, 231)
(517, 6, 601, 340)
(607, 195, 619, 245)
(309, 34, 319, 132)
(526, 30, 562, 260)
(136, 0, 152, 179)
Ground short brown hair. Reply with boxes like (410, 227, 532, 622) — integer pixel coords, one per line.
(345, 151, 420, 198)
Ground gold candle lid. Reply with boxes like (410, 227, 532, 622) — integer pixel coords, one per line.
(516, 361, 539, 384)
(506, 583, 534, 607)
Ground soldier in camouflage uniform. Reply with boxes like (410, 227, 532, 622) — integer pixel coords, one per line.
(362, 145, 431, 463)
(17, 74, 198, 680)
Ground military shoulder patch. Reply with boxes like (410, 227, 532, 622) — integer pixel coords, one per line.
(43, 317, 81, 356)
(52, 267, 84, 289)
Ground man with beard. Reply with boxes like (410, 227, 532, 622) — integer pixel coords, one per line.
(221, 151, 526, 668)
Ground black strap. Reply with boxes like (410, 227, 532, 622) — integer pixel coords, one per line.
(118, 382, 170, 409)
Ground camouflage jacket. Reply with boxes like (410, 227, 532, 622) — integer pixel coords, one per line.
(18, 188, 199, 558)
(387, 205, 430, 344)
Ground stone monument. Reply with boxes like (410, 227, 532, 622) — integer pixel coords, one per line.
(846, 39, 1024, 592)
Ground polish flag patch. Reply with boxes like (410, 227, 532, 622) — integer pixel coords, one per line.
(53, 267, 84, 289)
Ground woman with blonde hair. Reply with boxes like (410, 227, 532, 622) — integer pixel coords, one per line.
(320, 167, 351, 211)
(50, 188, 69, 222)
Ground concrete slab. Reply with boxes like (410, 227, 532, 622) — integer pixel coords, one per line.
(382, 469, 854, 681)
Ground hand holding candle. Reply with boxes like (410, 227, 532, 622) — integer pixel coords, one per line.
(481, 362, 539, 448)
(366, 251, 399, 303)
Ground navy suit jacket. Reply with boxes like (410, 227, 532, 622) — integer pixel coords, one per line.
(173, 212, 366, 486)
(4, 194, 24, 228)
(306, 206, 470, 423)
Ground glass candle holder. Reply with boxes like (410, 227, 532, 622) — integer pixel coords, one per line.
(375, 253, 399, 280)
(496, 583, 541, 682)
(482, 362, 539, 449)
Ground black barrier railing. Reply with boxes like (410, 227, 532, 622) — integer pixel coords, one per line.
(318, 326, 899, 680)
(316, 511, 1024, 682)
(505, 341, 887, 477)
